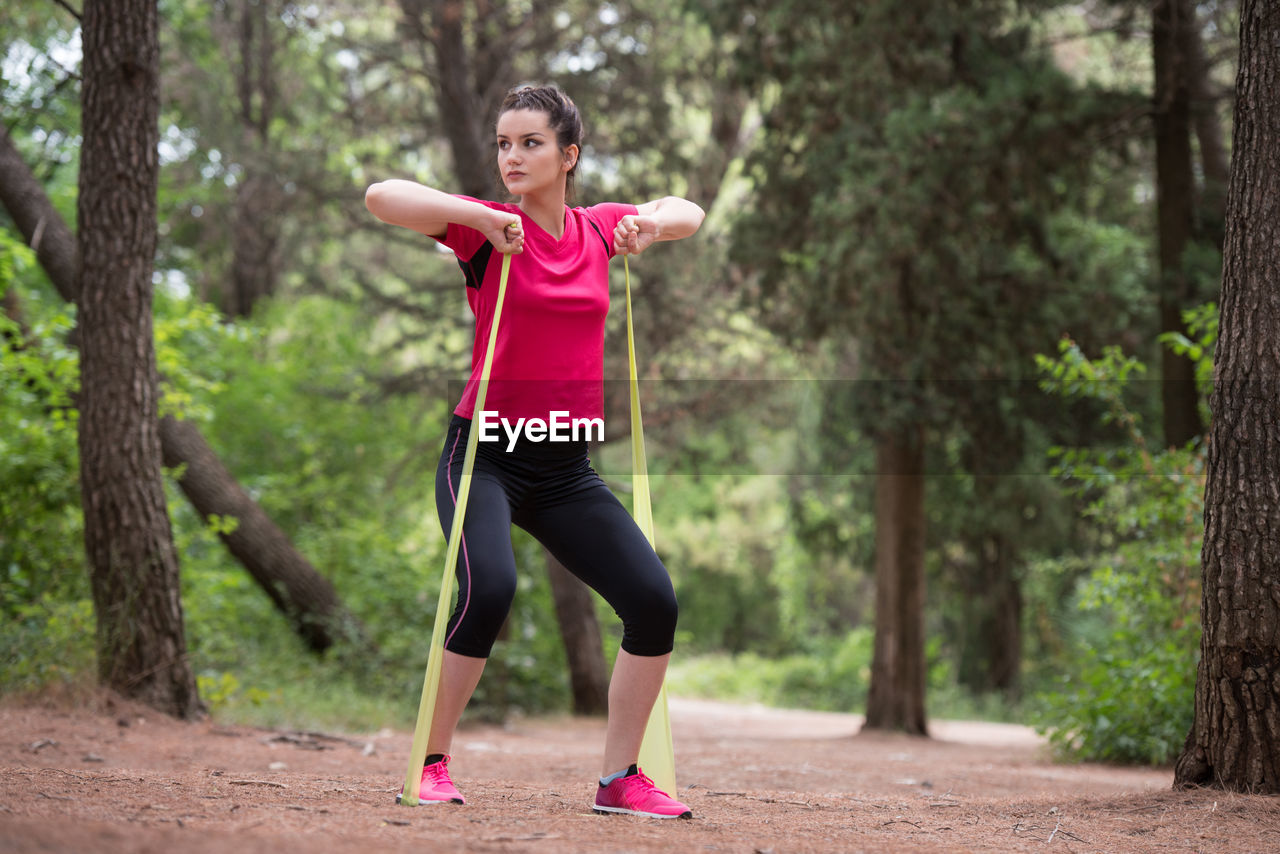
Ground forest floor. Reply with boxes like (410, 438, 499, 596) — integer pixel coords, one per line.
(2, 692, 1277, 853)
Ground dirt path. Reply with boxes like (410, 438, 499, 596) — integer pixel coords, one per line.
(1, 694, 1276, 853)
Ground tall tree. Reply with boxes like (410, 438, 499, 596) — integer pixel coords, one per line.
(77, 0, 200, 716)
(1174, 0, 1280, 794)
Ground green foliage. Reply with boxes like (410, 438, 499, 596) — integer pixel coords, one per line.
(1036, 563, 1197, 764)
(669, 630, 874, 712)
(2, 6, 82, 223)
(659, 473, 800, 655)
(0, 244, 86, 628)
(0, 234, 93, 694)
(0, 595, 95, 692)
(1159, 301, 1218, 424)
(1030, 327, 1207, 765)
(670, 629, 1024, 723)
(196, 670, 272, 712)
(153, 291, 230, 421)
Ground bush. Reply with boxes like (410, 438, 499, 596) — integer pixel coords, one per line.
(1030, 330, 1205, 764)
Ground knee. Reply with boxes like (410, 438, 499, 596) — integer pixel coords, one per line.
(619, 580, 678, 656)
(466, 572, 517, 625)
(446, 570, 516, 657)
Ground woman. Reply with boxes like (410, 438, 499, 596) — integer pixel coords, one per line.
(365, 84, 704, 819)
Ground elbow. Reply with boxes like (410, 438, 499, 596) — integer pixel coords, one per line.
(365, 182, 390, 218)
(678, 197, 706, 237)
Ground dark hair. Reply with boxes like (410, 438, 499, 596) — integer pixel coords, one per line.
(499, 84, 584, 197)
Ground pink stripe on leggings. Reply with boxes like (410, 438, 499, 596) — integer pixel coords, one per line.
(444, 428, 471, 649)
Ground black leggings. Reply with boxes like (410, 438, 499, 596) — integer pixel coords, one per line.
(434, 415, 677, 659)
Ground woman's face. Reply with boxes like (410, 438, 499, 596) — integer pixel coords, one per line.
(496, 108, 576, 198)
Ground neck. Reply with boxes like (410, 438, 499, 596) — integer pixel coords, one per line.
(518, 186, 568, 239)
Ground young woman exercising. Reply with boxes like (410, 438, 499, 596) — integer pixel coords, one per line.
(365, 84, 704, 818)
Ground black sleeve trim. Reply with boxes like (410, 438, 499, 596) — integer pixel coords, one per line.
(458, 241, 495, 290)
(585, 219, 611, 257)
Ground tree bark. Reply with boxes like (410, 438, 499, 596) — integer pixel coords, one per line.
(77, 0, 201, 718)
(545, 549, 609, 715)
(1153, 0, 1205, 448)
(1174, 0, 1280, 794)
(0, 126, 362, 657)
(864, 427, 928, 735)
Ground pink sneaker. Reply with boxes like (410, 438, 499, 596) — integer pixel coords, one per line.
(593, 765, 692, 819)
(396, 754, 465, 805)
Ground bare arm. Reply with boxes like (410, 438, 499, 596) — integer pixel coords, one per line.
(613, 196, 706, 255)
(364, 180, 523, 252)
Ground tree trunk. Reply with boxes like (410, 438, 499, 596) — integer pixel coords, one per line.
(1184, 2, 1230, 251)
(864, 427, 927, 735)
(226, 0, 282, 319)
(1153, 0, 1205, 449)
(0, 126, 363, 657)
(545, 549, 609, 715)
(77, 0, 201, 718)
(957, 526, 1021, 696)
(227, 169, 281, 317)
(1174, 0, 1280, 793)
(984, 536, 1021, 695)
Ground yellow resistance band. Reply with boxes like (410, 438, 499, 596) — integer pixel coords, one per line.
(626, 255, 678, 797)
(400, 248, 677, 804)
(400, 249, 514, 806)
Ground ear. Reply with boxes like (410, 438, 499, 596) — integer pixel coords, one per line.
(562, 143, 579, 172)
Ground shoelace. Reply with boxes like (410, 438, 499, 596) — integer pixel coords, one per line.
(624, 769, 661, 800)
(425, 760, 452, 785)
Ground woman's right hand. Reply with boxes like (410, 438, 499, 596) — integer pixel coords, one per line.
(483, 214, 523, 254)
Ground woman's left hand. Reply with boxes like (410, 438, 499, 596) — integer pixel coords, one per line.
(613, 215, 660, 255)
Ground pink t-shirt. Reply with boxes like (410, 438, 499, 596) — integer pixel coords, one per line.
(440, 198, 637, 422)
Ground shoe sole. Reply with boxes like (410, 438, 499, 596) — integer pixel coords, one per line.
(396, 793, 465, 805)
(593, 805, 692, 819)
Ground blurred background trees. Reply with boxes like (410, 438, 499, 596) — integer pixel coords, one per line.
(0, 0, 1248, 770)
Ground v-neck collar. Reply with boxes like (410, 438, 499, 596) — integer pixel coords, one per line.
(519, 205, 571, 248)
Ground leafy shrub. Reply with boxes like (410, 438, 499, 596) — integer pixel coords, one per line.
(1030, 329, 1206, 764)
(0, 253, 89, 641)
(0, 595, 96, 692)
